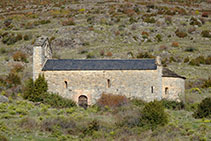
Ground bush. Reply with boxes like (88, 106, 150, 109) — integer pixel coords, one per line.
(140, 100, 168, 129)
(201, 30, 211, 38)
(23, 34, 31, 41)
(0, 134, 7, 141)
(19, 117, 38, 129)
(184, 57, 190, 63)
(202, 77, 211, 88)
(189, 56, 206, 66)
(97, 93, 128, 108)
(143, 17, 156, 23)
(175, 29, 187, 38)
(41, 117, 76, 133)
(130, 98, 146, 107)
(62, 18, 75, 26)
(12, 51, 27, 63)
(190, 17, 202, 26)
(193, 97, 211, 118)
(185, 47, 197, 52)
(23, 74, 47, 102)
(136, 52, 155, 59)
(106, 52, 112, 57)
(172, 42, 179, 47)
(205, 56, 211, 65)
(23, 75, 76, 108)
(155, 34, 162, 42)
(189, 59, 200, 66)
(42, 92, 76, 108)
(82, 120, 100, 136)
(2, 34, 17, 45)
(5, 72, 21, 87)
(161, 99, 184, 110)
(11, 64, 24, 73)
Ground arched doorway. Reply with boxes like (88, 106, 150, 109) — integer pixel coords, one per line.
(78, 95, 88, 109)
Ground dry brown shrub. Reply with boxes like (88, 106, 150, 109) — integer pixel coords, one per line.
(106, 52, 113, 57)
(202, 12, 209, 18)
(62, 18, 75, 26)
(12, 51, 27, 62)
(97, 93, 128, 108)
(141, 31, 149, 36)
(159, 45, 167, 51)
(171, 42, 179, 47)
(11, 64, 24, 73)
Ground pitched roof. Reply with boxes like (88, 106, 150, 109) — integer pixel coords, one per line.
(42, 59, 157, 71)
(162, 68, 186, 79)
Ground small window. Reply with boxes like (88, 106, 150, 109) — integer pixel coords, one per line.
(107, 79, 111, 88)
(64, 81, 68, 89)
(151, 86, 154, 93)
(165, 87, 169, 95)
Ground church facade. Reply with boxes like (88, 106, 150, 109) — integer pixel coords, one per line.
(33, 36, 186, 105)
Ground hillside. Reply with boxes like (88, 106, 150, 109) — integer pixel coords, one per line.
(0, 0, 211, 140)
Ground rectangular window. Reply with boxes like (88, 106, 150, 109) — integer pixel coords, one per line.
(151, 86, 154, 93)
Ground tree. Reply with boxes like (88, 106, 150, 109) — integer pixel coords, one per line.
(140, 100, 168, 129)
(23, 74, 48, 102)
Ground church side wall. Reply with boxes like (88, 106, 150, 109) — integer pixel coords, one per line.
(162, 77, 185, 101)
(43, 70, 162, 105)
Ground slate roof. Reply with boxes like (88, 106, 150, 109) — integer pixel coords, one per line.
(162, 68, 186, 79)
(42, 59, 157, 71)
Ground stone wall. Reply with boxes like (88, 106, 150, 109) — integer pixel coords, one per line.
(33, 46, 44, 80)
(43, 69, 163, 105)
(162, 77, 185, 101)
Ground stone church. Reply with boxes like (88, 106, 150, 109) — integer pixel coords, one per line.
(33, 36, 186, 106)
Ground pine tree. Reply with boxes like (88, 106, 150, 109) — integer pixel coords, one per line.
(23, 74, 48, 102)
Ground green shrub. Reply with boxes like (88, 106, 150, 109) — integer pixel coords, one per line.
(130, 98, 146, 107)
(82, 120, 100, 136)
(185, 47, 197, 52)
(201, 30, 211, 38)
(202, 77, 211, 88)
(136, 52, 155, 59)
(42, 92, 76, 108)
(0, 134, 7, 141)
(23, 34, 31, 41)
(23, 75, 76, 108)
(189, 59, 200, 66)
(161, 99, 184, 110)
(140, 100, 168, 129)
(97, 93, 128, 108)
(143, 17, 156, 23)
(19, 117, 38, 129)
(184, 57, 190, 63)
(41, 117, 76, 133)
(0, 47, 7, 54)
(193, 97, 211, 118)
(5, 72, 21, 87)
(205, 56, 211, 65)
(23, 74, 47, 102)
(155, 34, 162, 42)
(190, 17, 202, 26)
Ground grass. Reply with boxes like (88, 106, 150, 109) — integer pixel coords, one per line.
(0, 0, 210, 140)
(0, 94, 210, 140)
